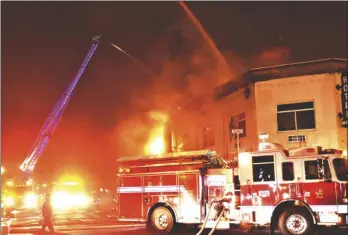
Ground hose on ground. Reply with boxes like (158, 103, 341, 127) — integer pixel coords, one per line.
(208, 207, 226, 235)
(196, 200, 215, 235)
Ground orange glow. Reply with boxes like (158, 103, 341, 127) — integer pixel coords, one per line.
(148, 133, 165, 155)
(144, 111, 168, 155)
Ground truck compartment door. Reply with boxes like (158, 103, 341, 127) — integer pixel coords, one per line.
(117, 175, 143, 220)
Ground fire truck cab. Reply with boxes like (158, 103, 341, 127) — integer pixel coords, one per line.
(238, 143, 347, 234)
(115, 144, 347, 235)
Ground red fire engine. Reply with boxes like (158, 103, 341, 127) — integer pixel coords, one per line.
(115, 143, 347, 235)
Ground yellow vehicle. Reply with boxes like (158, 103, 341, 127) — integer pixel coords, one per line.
(2, 178, 39, 217)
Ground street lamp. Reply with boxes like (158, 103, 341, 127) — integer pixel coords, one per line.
(1, 166, 5, 175)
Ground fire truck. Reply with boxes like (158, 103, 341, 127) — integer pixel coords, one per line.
(2, 178, 40, 217)
(115, 142, 347, 235)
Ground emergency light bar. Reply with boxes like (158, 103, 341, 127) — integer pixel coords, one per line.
(258, 142, 284, 151)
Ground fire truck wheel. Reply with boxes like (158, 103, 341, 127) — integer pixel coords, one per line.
(150, 207, 175, 233)
(278, 207, 313, 235)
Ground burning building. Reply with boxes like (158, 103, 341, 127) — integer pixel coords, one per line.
(172, 58, 348, 159)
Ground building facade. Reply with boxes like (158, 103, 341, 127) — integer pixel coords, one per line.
(173, 58, 348, 159)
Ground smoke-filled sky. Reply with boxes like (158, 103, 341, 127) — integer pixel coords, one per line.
(1, 1, 347, 185)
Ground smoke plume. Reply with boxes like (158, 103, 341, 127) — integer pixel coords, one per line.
(110, 16, 291, 157)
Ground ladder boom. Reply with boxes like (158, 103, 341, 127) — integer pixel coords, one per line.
(20, 35, 101, 173)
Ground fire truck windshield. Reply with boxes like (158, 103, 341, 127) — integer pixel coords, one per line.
(333, 158, 348, 181)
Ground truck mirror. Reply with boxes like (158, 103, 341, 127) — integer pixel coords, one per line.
(316, 158, 331, 181)
(316, 158, 324, 179)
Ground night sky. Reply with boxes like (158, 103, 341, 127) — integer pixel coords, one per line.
(1, 1, 347, 185)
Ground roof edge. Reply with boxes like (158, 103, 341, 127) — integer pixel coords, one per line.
(250, 58, 348, 71)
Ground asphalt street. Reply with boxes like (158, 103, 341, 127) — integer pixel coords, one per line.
(3, 223, 347, 235)
(2, 210, 347, 235)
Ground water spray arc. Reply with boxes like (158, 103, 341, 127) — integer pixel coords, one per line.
(178, 1, 231, 83)
(108, 41, 156, 78)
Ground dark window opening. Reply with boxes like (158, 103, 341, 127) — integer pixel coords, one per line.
(277, 101, 315, 131)
(277, 102, 314, 112)
(296, 110, 315, 129)
(278, 112, 296, 131)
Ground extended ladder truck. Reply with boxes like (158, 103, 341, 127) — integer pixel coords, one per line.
(2, 36, 101, 220)
(19, 35, 101, 173)
(115, 143, 348, 235)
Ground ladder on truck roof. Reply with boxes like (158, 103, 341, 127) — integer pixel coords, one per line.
(116, 150, 228, 173)
(117, 150, 216, 163)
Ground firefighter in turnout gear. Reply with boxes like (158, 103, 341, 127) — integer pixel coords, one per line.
(41, 194, 54, 233)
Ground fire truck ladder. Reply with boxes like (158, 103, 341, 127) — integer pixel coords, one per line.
(19, 35, 101, 173)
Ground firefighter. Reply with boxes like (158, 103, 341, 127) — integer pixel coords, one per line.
(41, 194, 54, 233)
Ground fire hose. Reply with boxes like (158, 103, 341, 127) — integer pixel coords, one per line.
(196, 193, 232, 235)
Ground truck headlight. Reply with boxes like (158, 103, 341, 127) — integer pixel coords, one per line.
(52, 191, 70, 209)
(5, 196, 15, 207)
(24, 193, 38, 208)
(71, 193, 90, 207)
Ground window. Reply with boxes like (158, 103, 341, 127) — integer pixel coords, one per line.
(288, 135, 306, 143)
(304, 160, 331, 180)
(277, 101, 315, 131)
(333, 158, 348, 181)
(229, 113, 246, 140)
(203, 126, 215, 147)
(252, 155, 275, 182)
(282, 162, 294, 181)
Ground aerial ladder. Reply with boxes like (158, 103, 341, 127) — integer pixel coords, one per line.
(19, 35, 101, 173)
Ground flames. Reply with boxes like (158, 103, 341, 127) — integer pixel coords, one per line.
(145, 111, 169, 155)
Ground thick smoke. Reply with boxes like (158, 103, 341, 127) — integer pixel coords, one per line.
(111, 16, 291, 157)
(251, 46, 291, 67)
